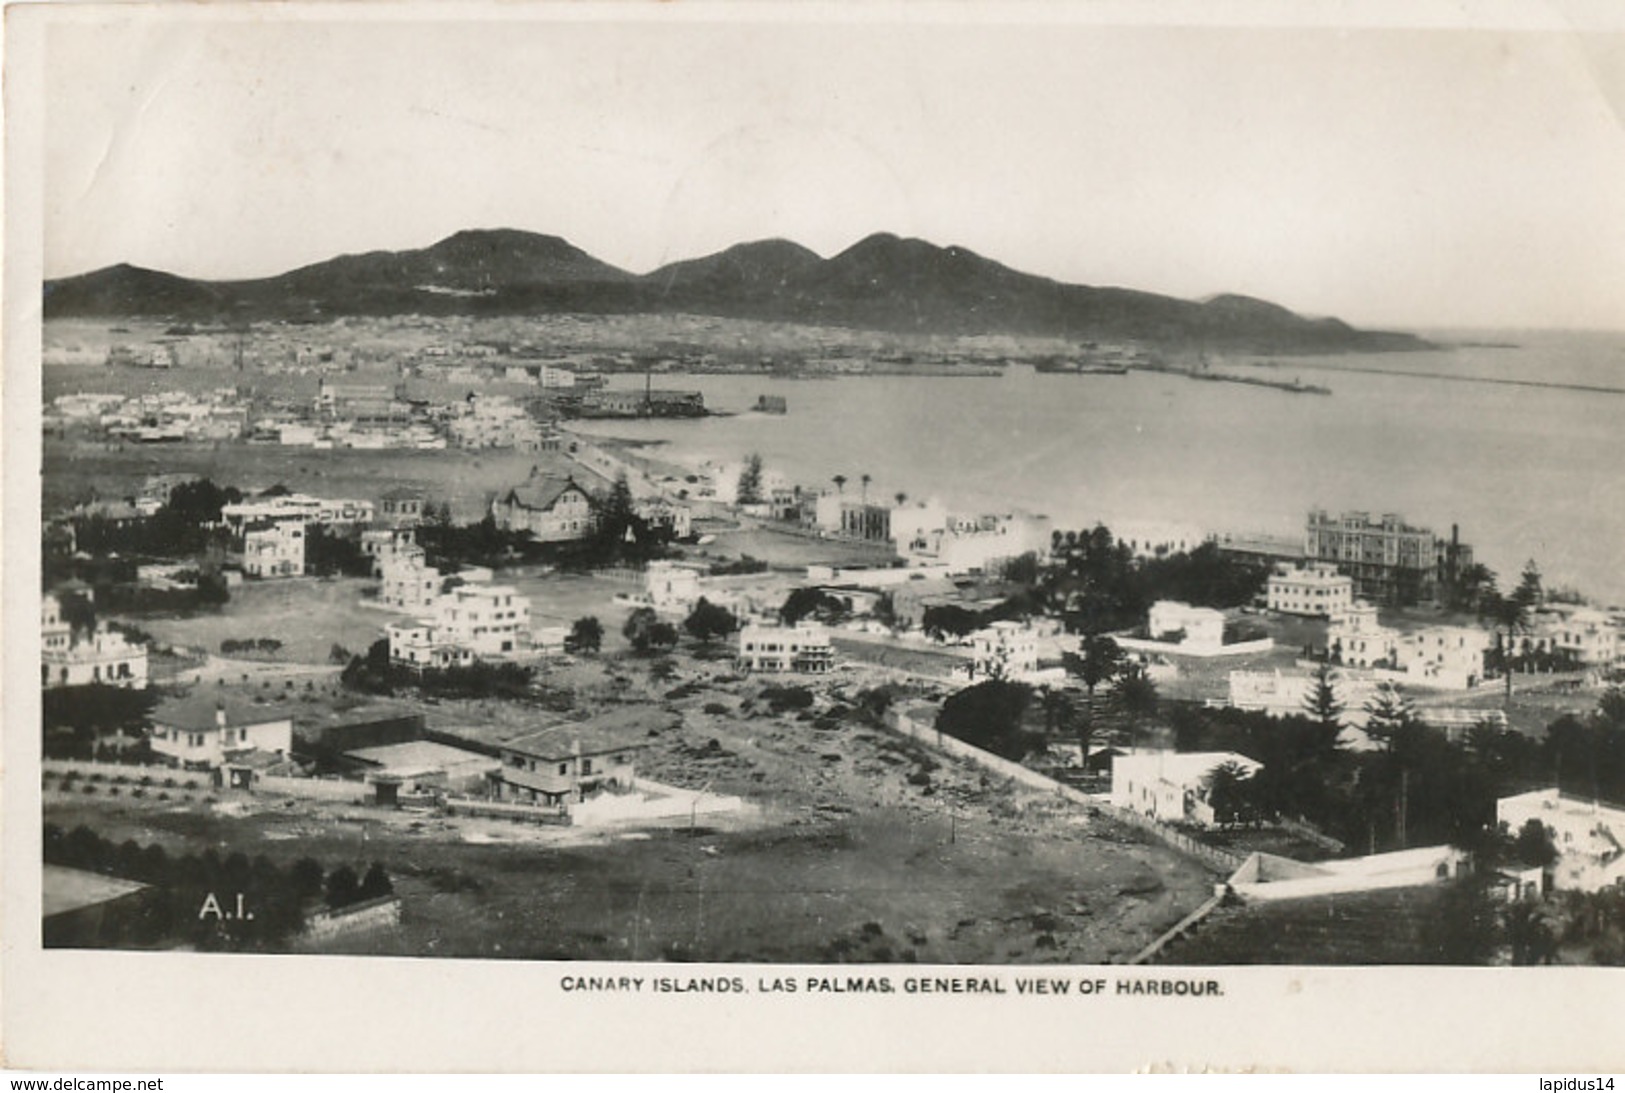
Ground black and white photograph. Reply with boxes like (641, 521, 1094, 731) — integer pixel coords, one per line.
(4, 0, 1625, 1074)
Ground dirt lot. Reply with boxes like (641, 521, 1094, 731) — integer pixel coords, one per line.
(42, 648, 1218, 964)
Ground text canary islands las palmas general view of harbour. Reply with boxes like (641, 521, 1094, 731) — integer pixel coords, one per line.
(36, 228, 1625, 970)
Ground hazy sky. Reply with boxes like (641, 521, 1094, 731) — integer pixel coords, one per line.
(42, 9, 1625, 330)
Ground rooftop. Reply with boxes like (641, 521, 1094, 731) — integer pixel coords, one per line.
(1118, 750, 1262, 785)
(345, 740, 497, 775)
(42, 865, 148, 919)
(500, 474, 588, 512)
(154, 693, 293, 732)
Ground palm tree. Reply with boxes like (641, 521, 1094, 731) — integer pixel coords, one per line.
(860, 473, 872, 504)
(832, 474, 847, 495)
(1062, 634, 1126, 748)
(1482, 587, 1532, 705)
(1112, 666, 1160, 750)
(894, 491, 907, 508)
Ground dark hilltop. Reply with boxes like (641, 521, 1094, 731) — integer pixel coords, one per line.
(45, 228, 1430, 353)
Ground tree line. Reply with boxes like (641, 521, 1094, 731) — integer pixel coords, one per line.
(43, 823, 394, 951)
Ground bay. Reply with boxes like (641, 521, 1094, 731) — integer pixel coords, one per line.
(573, 330, 1625, 606)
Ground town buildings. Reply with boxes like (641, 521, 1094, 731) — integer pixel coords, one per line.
(737, 623, 836, 674)
(901, 511, 1053, 575)
(149, 697, 294, 770)
(1518, 605, 1621, 668)
(1266, 561, 1355, 618)
(1147, 600, 1227, 652)
(240, 521, 306, 578)
(1227, 668, 1375, 724)
(1328, 603, 1491, 690)
(969, 621, 1040, 680)
(487, 722, 647, 807)
(1304, 509, 1473, 606)
(220, 493, 375, 534)
(384, 576, 533, 669)
(490, 471, 597, 542)
(644, 560, 703, 611)
(1497, 789, 1625, 892)
(40, 593, 149, 689)
(1110, 750, 1263, 827)
(378, 487, 428, 527)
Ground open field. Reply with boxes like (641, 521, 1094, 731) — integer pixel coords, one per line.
(43, 439, 605, 522)
(132, 577, 386, 665)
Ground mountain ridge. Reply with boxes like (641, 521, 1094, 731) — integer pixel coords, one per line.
(44, 228, 1430, 352)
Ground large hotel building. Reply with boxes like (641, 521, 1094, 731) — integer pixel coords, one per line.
(1304, 509, 1472, 606)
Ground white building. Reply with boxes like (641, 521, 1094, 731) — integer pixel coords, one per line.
(905, 513, 1053, 575)
(1110, 750, 1263, 827)
(361, 526, 420, 577)
(1396, 626, 1491, 690)
(1497, 788, 1625, 892)
(1147, 600, 1227, 652)
(969, 621, 1040, 680)
(644, 561, 703, 611)
(1522, 606, 1620, 667)
(433, 582, 532, 658)
(379, 551, 444, 614)
(40, 595, 149, 689)
(386, 620, 475, 672)
(538, 364, 577, 389)
(1330, 603, 1490, 690)
(149, 698, 293, 770)
(241, 521, 305, 579)
(221, 493, 373, 534)
(1267, 561, 1355, 618)
(889, 498, 951, 554)
(737, 623, 835, 674)
(1227, 668, 1375, 724)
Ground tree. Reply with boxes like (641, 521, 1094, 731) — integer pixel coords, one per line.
(324, 865, 361, 909)
(566, 616, 603, 654)
(624, 607, 677, 654)
(1482, 587, 1533, 703)
(57, 590, 97, 636)
(832, 474, 847, 495)
(1302, 660, 1346, 754)
(590, 473, 645, 560)
(290, 858, 325, 901)
(684, 598, 738, 644)
(358, 862, 394, 901)
(1203, 760, 1258, 827)
(1512, 817, 1557, 868)
(781, 587, 846, 626)
(736, 454, 764, 506)
(1445, 562, 1497, 614)
(1513, 560, 1544, 612)
(1000, 552, 1042, 586)
(934, 679, 1041, 761)
(860, 473, 872, 504)
(1362, 685, 1419, 753)
(1062, 634, 1126, 724)
(1112, 666, 1160, 750)
(922, 604, 982, 641)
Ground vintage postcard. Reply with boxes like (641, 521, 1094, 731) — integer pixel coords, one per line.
(4, 0, 1624, 1073)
